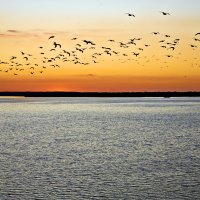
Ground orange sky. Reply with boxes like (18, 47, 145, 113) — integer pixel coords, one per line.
(0, 0, 200, 91)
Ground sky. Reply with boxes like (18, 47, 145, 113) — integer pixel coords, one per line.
(0, 0, 200, 92)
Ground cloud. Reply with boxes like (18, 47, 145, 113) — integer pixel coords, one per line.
(7, 30, 21, 33)
(0, 30, 40, 38)
(76, 74, 96, 77)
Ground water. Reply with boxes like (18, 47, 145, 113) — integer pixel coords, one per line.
(0, 97, 199, 200)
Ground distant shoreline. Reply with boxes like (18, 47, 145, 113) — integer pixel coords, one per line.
(0, 92, 200, 97)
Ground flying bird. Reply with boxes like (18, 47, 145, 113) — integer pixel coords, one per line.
(126, 13, 135, 17)
(152, 32, 160, 35)
(195, 33, 200, 36)
(53, 42, 61, 48)
(23, 57, 28, 61)
(190, 45, 197, 48)
(133, 52, 140, 57)
(63, 50, 71, 56)
(83, 40, 95, 45)
(168, 47, 175, 51)
(160, 11, 170, 16)
(10, 56, 17, 60)
(49, 36, 55, 40)
(194, 38, 200, 42)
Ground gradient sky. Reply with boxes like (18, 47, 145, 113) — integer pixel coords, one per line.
(0, 0, 200, 91)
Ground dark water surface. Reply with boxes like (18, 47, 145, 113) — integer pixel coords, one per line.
(0, 97, 199, 199)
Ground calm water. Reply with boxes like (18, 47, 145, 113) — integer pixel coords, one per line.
(0, 97, 199, 200)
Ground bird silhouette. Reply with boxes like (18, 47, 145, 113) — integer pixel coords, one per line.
(49, 36, 55, 40)
(126, 13, 135, 17)
(160, 11, 170, 16)
(23, 57, 28, 61)
(194, 38, 200, 42)
(190, 45, 197, 48)
(133, 52, 140, 57)
(53, 42, 61, 48)
(168, 47, 175, 51)
(195, 33, 200, 36)
(10, 56, 17, 60)
(83, 40, 95, 45)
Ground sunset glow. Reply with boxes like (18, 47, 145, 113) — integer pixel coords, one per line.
(0, 0, 200, 91)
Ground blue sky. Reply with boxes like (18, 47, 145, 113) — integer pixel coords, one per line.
(1, 0, 200, 18)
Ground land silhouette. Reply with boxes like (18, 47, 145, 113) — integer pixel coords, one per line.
(0, 92, 199, 97)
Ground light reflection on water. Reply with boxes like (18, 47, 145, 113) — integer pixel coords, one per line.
(0, 97, 199, 199)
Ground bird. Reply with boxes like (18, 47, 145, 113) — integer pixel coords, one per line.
(76, 48, 84, 53)
(71, 38, 77, 40)
(152, 32, 160, 35)
(49, 36, 55, 40)
(63, 50, 71, 56)
(160, 11, 170, 16)
(83, 40, 95, 45)
(23, 57, 28, 61)
(168, 47, 175, 51)
(108, 40, 115, 42)
(195, 33, 200, 36)
(190, 45, 197, 48)
(135, 38, 142, 41)
(133, 52, 140, 57)
(10, 56, 17, 60)
(126, 13, 135, 17)
(53, 42, 61, 48)
(194, 38, 200, 42)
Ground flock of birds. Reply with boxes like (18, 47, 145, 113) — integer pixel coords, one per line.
(0, 11, 200, 76)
